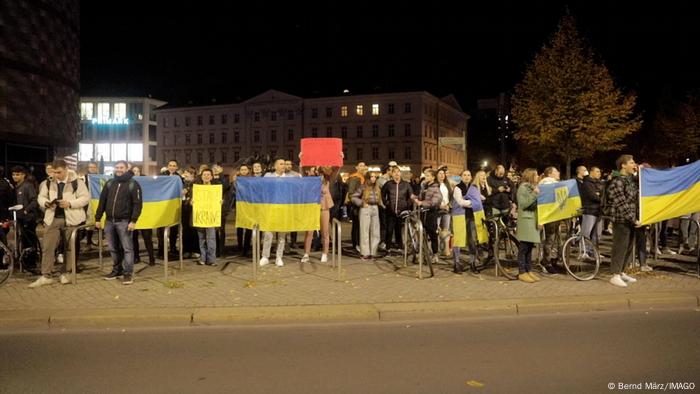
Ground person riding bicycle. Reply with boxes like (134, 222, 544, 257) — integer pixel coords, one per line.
(411, 169, 441, 265)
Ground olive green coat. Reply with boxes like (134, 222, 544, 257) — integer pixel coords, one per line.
(516, 183, 540, 243)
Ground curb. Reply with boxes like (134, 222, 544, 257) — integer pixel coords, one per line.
(1, 292, 698, 329)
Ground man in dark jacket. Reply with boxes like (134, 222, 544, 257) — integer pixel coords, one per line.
(381, 166, 413, 251)
(486, 165, 514, 217)
(580, 167, 603, 247)
(11, 166, 39, 264)
(95, 160, 143, 285)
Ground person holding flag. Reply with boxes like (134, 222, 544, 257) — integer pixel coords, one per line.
(607, 154, 640, 288)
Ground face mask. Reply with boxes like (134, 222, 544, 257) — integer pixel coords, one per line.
(584, 170, 589, 176)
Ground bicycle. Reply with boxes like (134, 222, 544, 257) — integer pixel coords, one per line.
(484, 213, 520, 280)
(539, 212, 600, 280)
(0, 204, 42, 286)
(400, 208, 434, 278)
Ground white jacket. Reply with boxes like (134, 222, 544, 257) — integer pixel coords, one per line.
(38, 170, 90, 226)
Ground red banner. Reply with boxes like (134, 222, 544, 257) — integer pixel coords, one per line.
(300, 138, 343, 167)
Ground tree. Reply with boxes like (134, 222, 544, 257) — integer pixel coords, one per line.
(511, 14, 642, 178)
(653, 95, 700, 166)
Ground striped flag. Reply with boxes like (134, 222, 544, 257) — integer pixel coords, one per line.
(536, 179, 582, 225)
(640, 160, 700, 225)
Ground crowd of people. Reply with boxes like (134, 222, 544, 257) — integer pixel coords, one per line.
(0, 152, 698, 289)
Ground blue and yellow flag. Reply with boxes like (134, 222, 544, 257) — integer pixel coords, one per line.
(235, 177, 321, 232)
(89, 175, 182, 229)
(537, 179, 582, 225)
(640, 160, 700, 225)
(466, 186, 489, 244)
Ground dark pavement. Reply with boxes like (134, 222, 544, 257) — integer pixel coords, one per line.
(1, 310, 699, 394)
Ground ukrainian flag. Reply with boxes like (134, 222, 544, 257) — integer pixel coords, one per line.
(466, 186, 489, 244)
(235, 177, 321, 232)
(640, 160, 700, 225)
(537, 179, 582, 225)
(89, 175, 182, 229)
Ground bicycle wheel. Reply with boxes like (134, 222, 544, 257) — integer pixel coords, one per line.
(494, 230, 520, 280)
(562, 236, 600, 281)
(403, 221, 419, 264)
(0, 243, 14, 286)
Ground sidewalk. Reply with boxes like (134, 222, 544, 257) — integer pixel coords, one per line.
(1, 223, 699, 327)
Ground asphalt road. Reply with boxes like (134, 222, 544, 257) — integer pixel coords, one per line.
(1, 310, 699, 394)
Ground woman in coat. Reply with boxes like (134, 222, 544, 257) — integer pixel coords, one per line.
(515, 168, 541, 283)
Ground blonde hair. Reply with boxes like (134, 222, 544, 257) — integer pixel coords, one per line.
(521, 168, 539, 185)
(474, 170, 491, 195)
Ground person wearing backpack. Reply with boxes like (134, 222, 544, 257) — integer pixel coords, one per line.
(94, 160, 143, 285)
(606, 154, 641, 288)
(29, 160, 90, 288)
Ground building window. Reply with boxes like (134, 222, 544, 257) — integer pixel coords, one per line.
(149, 145, 156, 161)
(113, 103, 126, 121)
(343, 148, 348, 159)
(254, 130, 260, 142)
(341, 127, 347, 139)
(185, 135, 191, 144)
(197, 151, 203, 163)
(356, 148, 363, 160)
(234, 132, 240, 143)
(288, 129, 294, 141)
(404, 123, 412, 136)
(222, 133, 227, 144)
(185, 117, 191, 127)
(326, 127, 332, 137)
(254, 112, 260, 122)
(311, 127, 318, 138)
(221, 150, 227, 163)
(174, 117, 180, 127)
(372, 104, 379, 116)
(221, 114, 228, 124)
(270, 130, 277, 142)
(404, 103, 412, 113)
(288, 150, 293, 161)
(80, 103, 93, 120)
(388, 103, 395, 114)
(388, 124, 395, 137)
(209, 133, 215, 144)
(388, 148, 395, 160)
(174, 135, 179, 145)
(234, 151, 240, 161)
(97, 103, 110, 123)
(271, 111, 277, 121)
(356, 126, 363, 138)
(288, 111, 294, 120)
(311, 108, 318, 119)
(209, 151, 215, 163)
(197, 134, 203, 144)
(185, 152, 191, 163)
(326, 107, 332, 118)
(341, 106, 348, 117)
(208, 115, 215, 125)
(372, 125, 379, 137)
(197, 116, 203, 126)
(356, 105, 364, 116)
(405, 146, 411, 159)
(372, 147, 379, 160)
(162, 118, 168, 128)
(234, 113, 240, 123)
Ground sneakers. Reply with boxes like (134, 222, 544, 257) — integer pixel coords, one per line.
(122, 274, 134, 285)
(620, 272, 637, 283)
(661, 247, 677, 255)
(610, 274, 628, 287)
(320, 254, 328, 263)
(59, 274, 71, 285)
(301, 254, 310, 263)
(360, 255, 371, 261)
(527, 272, 541, 282)
(104, 271, 123, 280)
(192, 253, 201, 259)
(28, 275, 54, 288)
(196, 260, 206, 265)
(275, 258, 284, 267)
(56, 253, 64, 264)
(640, 264, 654, 272)
(259, 257, 269, 267)
(518, 273, 535, 283)
(355, 245, 362, 254)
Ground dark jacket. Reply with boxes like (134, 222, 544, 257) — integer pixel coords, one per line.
(330, 179, 347, 206)
(607, 174, 637, 224)
(14, 181, 39, 222)
(0, 178, 14, 221)
(486, 174, 513, 211)
(581, 176, 603, 216)
(418, 181, 442, 210)
(95, 172, 143, 223)
(381, 179, 413, 215)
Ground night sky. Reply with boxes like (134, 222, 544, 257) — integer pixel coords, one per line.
(81, 1, 699, 113)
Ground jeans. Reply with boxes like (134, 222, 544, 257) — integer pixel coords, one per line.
(384, 211, 404, 249)
(262, 232, 287, 259)
(359, 205, 381, 257)
(423, 209, 439, 255)
(581, 214, 602, 245)
(542, 222, 561, 263)
(104, 220, 135, 275)
(517, 241, 534, 274)
(611, 222, 635, 274)
(197, 227, 217, 264)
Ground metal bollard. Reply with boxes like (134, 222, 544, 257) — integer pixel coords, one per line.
(68, 224, 93, 285)
(98, 228, 103, 271)
(417, 219, 424, 279)
(252, 224, 259, 281)
(403, 220, 408, 268)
